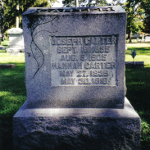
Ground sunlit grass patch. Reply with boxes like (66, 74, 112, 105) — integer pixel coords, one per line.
(125, 43, 150, 149)
(125, 44, 150, 67)
(0, 48, 26, 149)
(1, 39, 9, 45)
(0, 53, 25, 64)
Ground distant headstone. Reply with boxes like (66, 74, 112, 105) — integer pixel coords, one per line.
(145, 35, 150, 42)
(137, 38, 141, 42)
(0, 64, 15, 69)
(13, 6, 141, 150)
(125, 61, 144, 68)
(133, 33, 140, 38)
(0, 45, 5, 49)
(6, 28, 24, 53)
(9, 48, 20, 55)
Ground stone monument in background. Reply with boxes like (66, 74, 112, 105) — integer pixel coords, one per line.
(13, 6, 141, 149)
(6, 28, 24, 54)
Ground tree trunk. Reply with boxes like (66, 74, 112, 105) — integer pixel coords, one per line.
(0, 36, 1, 45)
(128, 32, 132, 43)
(0, 0, 4, 42)
(75, 0, 79, 7)
(16, 4, 19, 28)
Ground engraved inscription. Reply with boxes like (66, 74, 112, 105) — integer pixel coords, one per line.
(50, 35, 117, 86)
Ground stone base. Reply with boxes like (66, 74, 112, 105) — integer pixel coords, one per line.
(125, 61, 144, 69)
(13, 98, 141, 150)
(0, 64, 15, 69)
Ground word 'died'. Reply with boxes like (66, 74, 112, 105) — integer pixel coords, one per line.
(50, 35, 117, 86)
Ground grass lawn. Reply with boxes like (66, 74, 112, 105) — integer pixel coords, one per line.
(126, 43, 150, 150)
(0, 41, 150, 149)
(1, 39, 9, 53)
(0, 43, 26, 149)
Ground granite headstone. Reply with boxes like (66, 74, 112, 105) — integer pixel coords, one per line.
(13, 6, 141, 150)
(22, 6, 126, 109)
(145, 35, 150, 42)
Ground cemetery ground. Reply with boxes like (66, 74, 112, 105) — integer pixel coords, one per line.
(0, 40, 150, 150)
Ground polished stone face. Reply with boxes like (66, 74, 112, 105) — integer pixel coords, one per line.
(50, 35, 117, 87)
(22, 6, 126, 108)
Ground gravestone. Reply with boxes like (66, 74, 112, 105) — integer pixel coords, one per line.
(0, 64, 15, 69)
(145, 35, 150, 42)
(0, 45, 5, 50)
(6, 28, 24, 53)
(125, 61, 144, 68)
(13, 6, 141, 150)
(133, 33, 140, 38)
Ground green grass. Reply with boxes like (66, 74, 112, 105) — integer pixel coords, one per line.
(1, 39, 9, 47)
(125, 43, 150, 150)
(126, 43, 150, 67)
(0, 48, 26, 149)
(0, 41, 150, 149)
(0, 39, 9, 53)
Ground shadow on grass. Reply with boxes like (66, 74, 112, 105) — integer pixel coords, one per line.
(0, 62, 150, 149)
(0, 62, 26, 150)
(126, 67, 150, 150)
(126, 67, 150, 118)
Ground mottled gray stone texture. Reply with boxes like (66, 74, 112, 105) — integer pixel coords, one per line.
(13, 7, 141, 150)
(13, 98, 141, 150)
(22, 6, 126, 108)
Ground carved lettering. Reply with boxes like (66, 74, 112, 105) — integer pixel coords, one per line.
(78, 78, 91, 85)
(90, 70, 108, 77)
(60, 55, 77, 61)
(50, 35, 117, 86)
(92, 78, 107, 84)
(60, 70, 74, 77)
(52, 62, 82, 69)
(61, 78, 75, 85)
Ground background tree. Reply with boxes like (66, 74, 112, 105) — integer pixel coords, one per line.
(2, 0, 57, 34)
(95, 0, 107, 6)
(0, 0, 4, 48)
(124, 0, 144, 42)
(62, 0, 107, 7)
(106, 0, 145, 42)
(140, 0, 150, 33)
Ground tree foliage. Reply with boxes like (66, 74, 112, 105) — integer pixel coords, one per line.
(2, 0, 150, 36)
(140, 0, 150, 33)
(62, 0, 107, 7)
(123, 0, 144, 42)
(3, 0, 52, 33)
